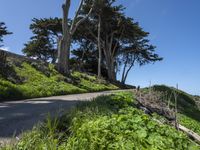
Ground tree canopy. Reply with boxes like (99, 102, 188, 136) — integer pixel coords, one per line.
(23, 0, 162, 83)
(0, 22, 12, 47)
(23, 18, 62, 63)
(74, 0, 162, 81)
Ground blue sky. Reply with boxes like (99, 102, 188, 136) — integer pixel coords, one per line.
(0, 0, 200, 95)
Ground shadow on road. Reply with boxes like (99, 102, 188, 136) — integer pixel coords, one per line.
(0, 99, 80, 138)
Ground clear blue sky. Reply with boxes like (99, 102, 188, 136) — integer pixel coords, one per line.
(0, 0, 200, 95)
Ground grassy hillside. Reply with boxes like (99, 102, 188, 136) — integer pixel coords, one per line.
(1, 52, 199, 149)
(2, 92, 199, 149)
(151, 85, 200, 135)
(0, 57, 118, 101)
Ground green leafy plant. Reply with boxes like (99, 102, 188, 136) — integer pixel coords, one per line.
(3, 92, 199, 150)
(0, 63, 118, 101)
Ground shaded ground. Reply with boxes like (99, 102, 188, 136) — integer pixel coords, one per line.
(0, 90, 130, 144)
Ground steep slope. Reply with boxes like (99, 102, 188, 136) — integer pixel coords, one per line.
(141, 85, 200, 135)
(2, 92, 199, 149)
(0, 50, 118, 101)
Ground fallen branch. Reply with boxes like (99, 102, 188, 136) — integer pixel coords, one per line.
(153, 118, 200, 144)
(178, 124, 200, 143)
(133, 90, 200, 144)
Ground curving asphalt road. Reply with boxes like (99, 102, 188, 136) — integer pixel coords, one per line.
(0, 90, 131, 145)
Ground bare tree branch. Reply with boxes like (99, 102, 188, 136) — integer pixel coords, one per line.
(70, 0, 84, 33)
(86, 26, 105, 49)
(62, 0, 70, 36)
(111, 26, 125, 57)
(109, 32, 114, 53)
(71, 2, 94, 35)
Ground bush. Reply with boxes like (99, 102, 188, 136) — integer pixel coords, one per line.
(66, 108, 198, 150)
(179, 114, 200, 135)
(0, 63, 118, 101)
(4, 92, 199, 150)
(0, 79, 24, 100)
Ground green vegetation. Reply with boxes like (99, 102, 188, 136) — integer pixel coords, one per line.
(72, 72, 117, 92)
(0, 22, 12, 46)
(179, 114, 200, 135)
(0, 62, 118, 101)
(2, 92, 199, 149)
(153, 85, 197, 107)
(153, 85, 200, 121)
(149, 85, 200, 138)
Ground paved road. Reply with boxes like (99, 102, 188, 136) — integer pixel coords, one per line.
(0, 90, 130, 144)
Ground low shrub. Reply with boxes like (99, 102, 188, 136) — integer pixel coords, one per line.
(3, 92, 199, 150)
(178, 114, 200, 135)
(0, 63, 118, 101)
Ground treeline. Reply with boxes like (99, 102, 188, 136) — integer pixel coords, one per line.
(1, 0, 163, 83)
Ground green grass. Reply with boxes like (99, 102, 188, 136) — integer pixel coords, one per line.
(72, 72, 117, 92)
(0, 62, 118, 101)
(178, 114, 200, 135)
(145, 85, 200, 137)
(153, 85, 197, 107)
(2, 92, 199, 150)
(152, 85, 200, 122)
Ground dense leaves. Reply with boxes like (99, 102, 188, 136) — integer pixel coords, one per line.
(66, 108, 197, 150)
(179, 114, 200, 135)
(23, 18, 62, 63)
(75, 0, 162, 81)
(0, 22, 12, 47)
(0, 62, 118, 101)
(3, 92, 199, 149)
(23, 0, 162, 82)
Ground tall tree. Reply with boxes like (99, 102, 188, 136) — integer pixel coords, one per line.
(97, 12, 102, 78)
(121, 43, 163, 84)
(0, 22, 12, 47)
(93, 0, 104, 78)
(22, 0, 162, 82)
(76, 0, 162, 81)
(79, 0, 120, 80)
(57, 0, 93, 75)
(23, 18, 62, 63)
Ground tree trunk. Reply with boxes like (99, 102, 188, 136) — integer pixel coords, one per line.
(97, 15, 102, 78)
(103, 52, 116, 81)
(123, 66, 131, 83)
(58, 36, 71, 75)
(103, 34, 116, 81)
(57, 0, 93, 76)
(122, 62, 134, 84)
(106, 58, 116, 81)
(58, 0, 71, 75)
(121, 60, 127, 84)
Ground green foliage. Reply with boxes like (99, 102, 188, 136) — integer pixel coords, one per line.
(179, 114, 200, 135)
(3, 92, 199, 150)
(66, 108, 198, 150)
(153, 85, 196, 106)
(143, 85, 200, 137)
(0, 79, 23, 99)
(0, 22, 12, 46)
(72, 72, 118, 92)
(152, 85, 200, 122)
(22, 18, 62, 63)
(75, 0, 162, 81)
(15, 63, 85, 98)
(0, 62, 118, 101)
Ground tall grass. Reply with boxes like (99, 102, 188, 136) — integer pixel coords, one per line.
(2, 92, 199, 150)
